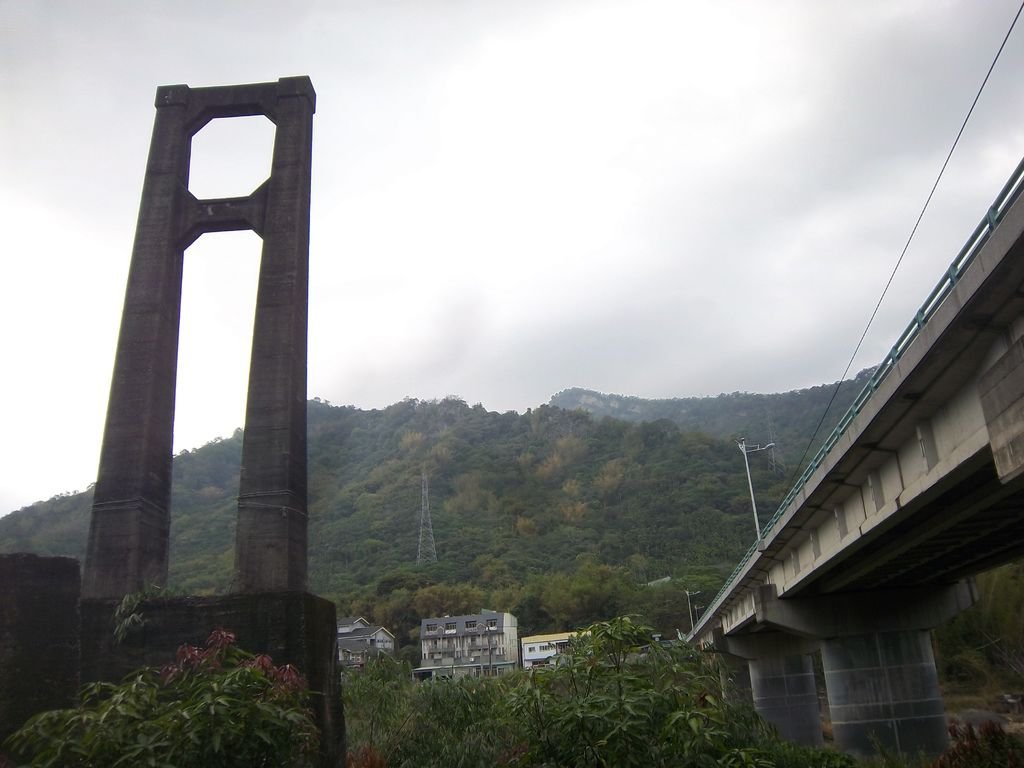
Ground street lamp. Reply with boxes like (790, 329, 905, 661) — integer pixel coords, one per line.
(684, 589, 701, 630)
(738, 437, 774, 541)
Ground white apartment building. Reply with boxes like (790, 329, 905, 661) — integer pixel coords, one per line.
(521, 631, 576, 669)
(414, 610, 518, 679)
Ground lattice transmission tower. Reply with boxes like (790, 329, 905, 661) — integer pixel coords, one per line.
(766, 414, 786, 476)
(417, 469, 437, 564)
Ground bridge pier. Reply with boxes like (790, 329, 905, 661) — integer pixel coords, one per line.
(749, 651, 822, 746)
(713, 629, 823, 746)
(719, 653, 753, 703)
(713, 582, 976, 758)
(822, 629, 946, 758)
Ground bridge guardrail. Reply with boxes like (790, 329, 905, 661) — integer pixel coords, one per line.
(694, 155, 1024, 638)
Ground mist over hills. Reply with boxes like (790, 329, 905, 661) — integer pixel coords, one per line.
(0, 376, 869, 640)
(551, 367, 874, 468)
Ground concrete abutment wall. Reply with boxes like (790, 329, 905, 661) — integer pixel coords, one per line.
(0, 554, 80, 749)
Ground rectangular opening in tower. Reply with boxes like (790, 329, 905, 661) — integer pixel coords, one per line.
(170, 230, 261, 592)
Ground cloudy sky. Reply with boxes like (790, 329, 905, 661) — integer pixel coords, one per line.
(2, 0, 1024, 514)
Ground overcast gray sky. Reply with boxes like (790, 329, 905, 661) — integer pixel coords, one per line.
(2, 0, 1024, 514)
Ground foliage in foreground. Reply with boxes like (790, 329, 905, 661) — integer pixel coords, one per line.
(934, 721, 1024, 767)
(344, 654, 520, 767)
(4, 629, 319, 768)
(344, 616, 854, 768)
(935, 559, 1024, 693)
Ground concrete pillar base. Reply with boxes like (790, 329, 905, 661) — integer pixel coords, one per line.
(0, 554, 80, 746)
(822, 630, 948, 758)
(749, 652, 822, 746)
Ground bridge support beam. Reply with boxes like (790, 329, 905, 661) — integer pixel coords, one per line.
(822, 630, 946, 758)
(713, 630, 823, 746)
(749, 651, 822, 746)
(720, 581, 977, 757)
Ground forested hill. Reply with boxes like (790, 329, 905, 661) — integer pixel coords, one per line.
(0, 385, 858, 645)
(550, 368, 875, 472)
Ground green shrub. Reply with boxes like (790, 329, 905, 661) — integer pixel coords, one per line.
(344, 617, 861, 767)
(389, 676, 524, 767)
(934, 721, 1024, 768)
(508, 616, 850, 767)
(758, 741, 856, 768)
(344, 654, 523, 768)
(343, 654, 417, 764)
(4, 629, 318, 767)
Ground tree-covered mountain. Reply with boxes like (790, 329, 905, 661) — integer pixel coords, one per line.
(0, 379, 866, 648)
(550, 368, 875, 474)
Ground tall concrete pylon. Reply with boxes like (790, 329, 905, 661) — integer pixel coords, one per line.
(82, 77, 316, 598)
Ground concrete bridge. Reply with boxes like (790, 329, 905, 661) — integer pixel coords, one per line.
(689, 156, 1024, 758)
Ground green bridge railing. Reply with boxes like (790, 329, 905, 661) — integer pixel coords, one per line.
(695, 154, 1024, 636)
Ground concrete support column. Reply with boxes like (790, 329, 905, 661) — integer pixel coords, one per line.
(822, 630, 947, 758)
(81, 77, 316, 598)
(749, 652, 822, 746)
(719, 654, 753, 703)
(83, 85, 191, 598)
(234, 77, 315, 592)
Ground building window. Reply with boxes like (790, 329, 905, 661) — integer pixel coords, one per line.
(465, 620, 477, 629)
(426, 623, 438, 633)
(444, 621, 457, 634)
(486, 618, 497, 629)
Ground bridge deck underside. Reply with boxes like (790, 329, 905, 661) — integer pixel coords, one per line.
(800, 457, 1024, 596)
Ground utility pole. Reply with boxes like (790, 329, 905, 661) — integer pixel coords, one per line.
(486, 626, 493, 677)
(417, 469, 437, 564)
(738, 438, 774, 542)
(766, 414, 784, 475)
(684, 589, 701, 631)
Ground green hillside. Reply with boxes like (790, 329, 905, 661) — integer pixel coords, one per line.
(0, 382, 864, 647)
(4, 381, 1021, 689)
(550, 368, 875, 473)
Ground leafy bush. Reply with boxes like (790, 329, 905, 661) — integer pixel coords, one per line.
(761, 741, 857, 768)
(4, 629, 319, 767)
(343, 654, 417, 764)
(508, 616, 851, 768)
(344, 617, 857, 767)
(344, 654, 523, 767)
(390, 675, 524, 767)
(933, 721, 1024, 768)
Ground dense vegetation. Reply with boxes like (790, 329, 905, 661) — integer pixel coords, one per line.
(8, 614, 1020, 767)
(4, 378, 1024, 690)
(4, 629, 319, 767)
(935, 559, 1024, 695)
(550, 367, 876, 474)
(2, 391, 819, 649)
(344, 617, 856, 768)
(344, 615, 1024, 767)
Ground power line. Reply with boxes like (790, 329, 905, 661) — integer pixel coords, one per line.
(788, 1, 1024, 482)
